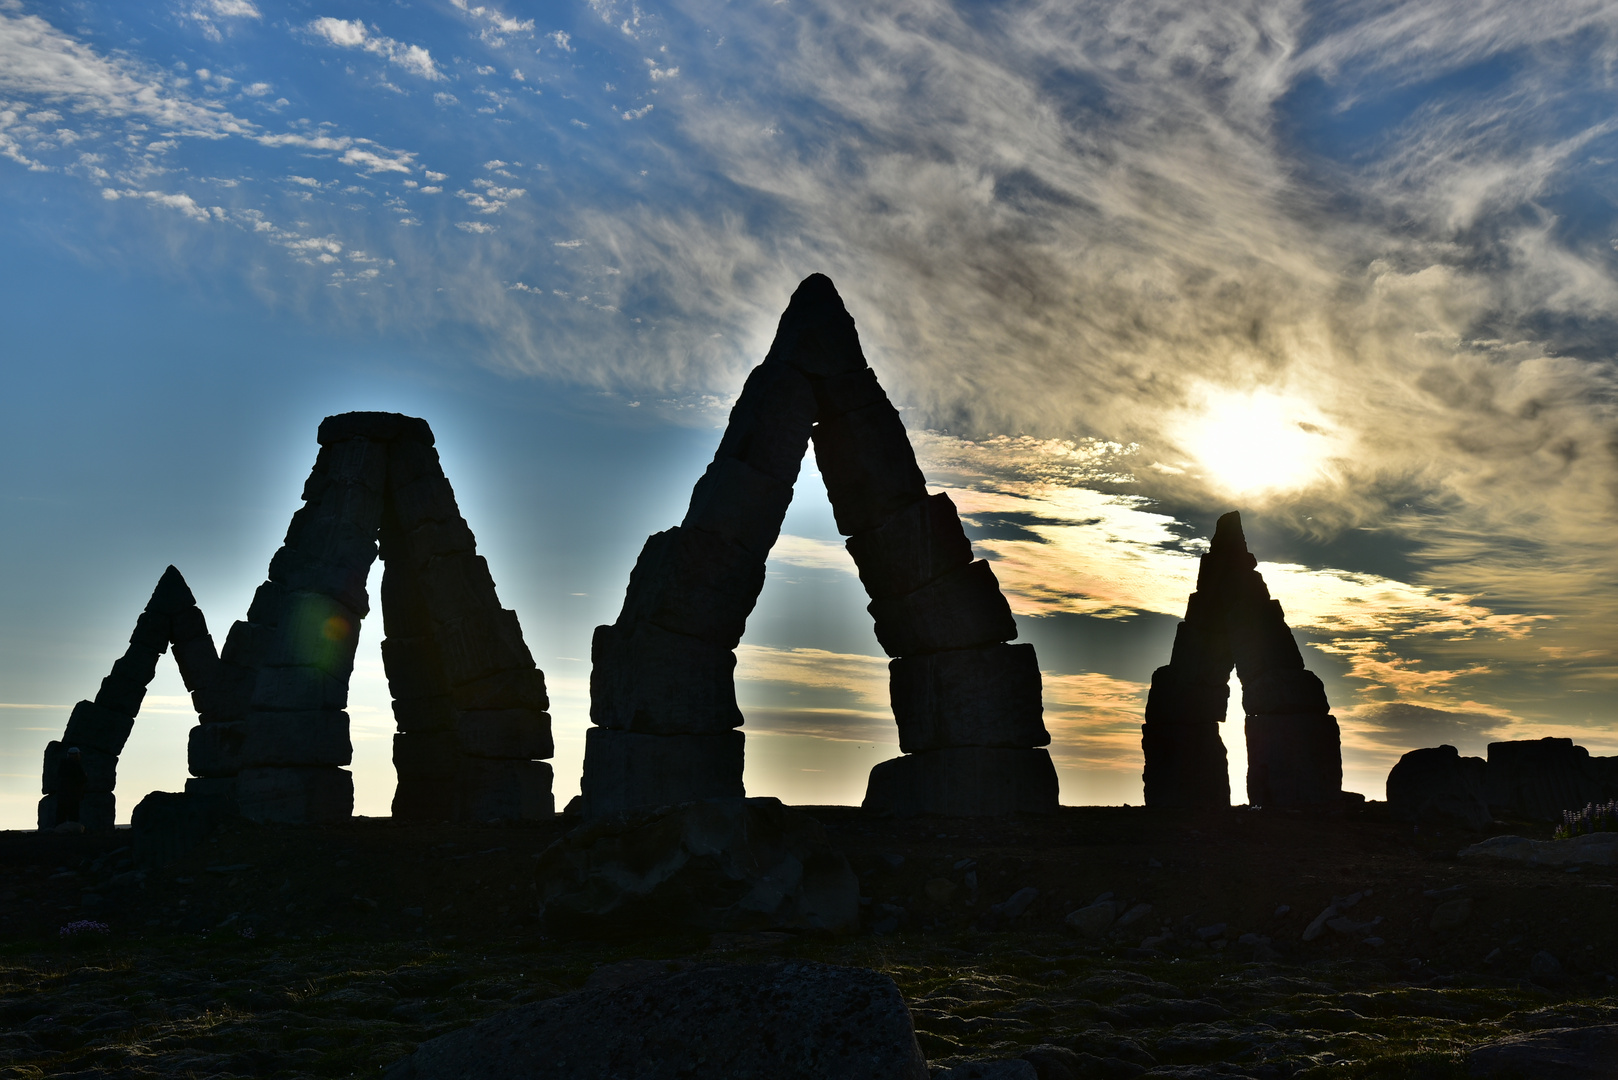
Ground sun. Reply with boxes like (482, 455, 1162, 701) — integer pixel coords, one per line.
(1178, 389, 1333, 496)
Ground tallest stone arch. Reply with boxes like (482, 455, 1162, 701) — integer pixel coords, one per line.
(581, 275, 1058, 817)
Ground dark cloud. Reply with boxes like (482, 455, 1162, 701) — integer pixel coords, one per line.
(1347, 701, 1506, 754)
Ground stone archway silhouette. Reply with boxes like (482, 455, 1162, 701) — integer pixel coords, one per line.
(1140, 511, 1342, 808)
(39, 412, 553, 828)
(580, 275, 1059, 817)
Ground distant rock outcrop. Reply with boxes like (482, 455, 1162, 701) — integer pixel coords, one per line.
(1485, 737, 1618, 822)
(1141, 512, 1342, 809)
(382, 961, 930, 1080)
(582, 275, 1055, 817)
(1385, 745, 1491, 830)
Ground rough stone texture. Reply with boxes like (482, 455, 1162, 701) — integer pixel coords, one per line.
(383, 960, 926, 1080)
(1459, 832, 1618, 867)
(235, 765, 353, 824)
(580, 728, 745, 817)
(454, 708, 554, 760)
(534, 798, 859, 935)
(61, 699, 135, 757)
(1485, 737, 1618, 821)
(867, 559, 1019, 657)
(183, 776, 237, 808)
(890, 644, 1047, 753)
(240, 711, 353, 767)
(132, 789, 233, 869)
(1466, 1024, 1618, 1079)
(681, 456, 796, 558)
(37, 792, 114, 832)
(845, 492, 974, 600)
(188, 720, 249, 777)
(457, 758, 556, 822)
(1245, 713, 1343, 809)
(1142, 511, 1340, 809)
(812, 399, 928, 536)
(863, 747, 1059, 816)
(713, 359, 820, 487)
(589, 621, 742, 735)
(615, 526, 767, 649)
(1386, 745, 1492, 830)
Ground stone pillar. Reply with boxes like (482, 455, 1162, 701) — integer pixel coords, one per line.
(380, 423, 553, 822)
(579, 287, 825, 816)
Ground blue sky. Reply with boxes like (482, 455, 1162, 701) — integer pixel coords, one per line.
(3, 0, 1617, 824)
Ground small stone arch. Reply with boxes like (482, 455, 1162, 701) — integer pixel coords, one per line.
(580, 275, 1058, 817)
(1140, 511, 1342, 808)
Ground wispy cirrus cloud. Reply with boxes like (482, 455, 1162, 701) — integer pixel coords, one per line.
(305, 17, 444, 81)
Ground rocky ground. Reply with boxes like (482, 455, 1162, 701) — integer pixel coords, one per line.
(1, 802, 1614, 1078)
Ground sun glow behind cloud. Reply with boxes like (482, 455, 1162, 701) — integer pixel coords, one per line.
(1175, 388, 1337, 497)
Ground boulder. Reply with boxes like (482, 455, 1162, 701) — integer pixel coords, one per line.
(1485, 737, 1616, 821)
(615, 526, 767, 649)
(1386, 745, 1491, 830)
(1467, 1025, 1618, 1079)
(1245, 713, 1343, 808)
(188, 720, 248, 777)
(132, 789, 233, 869)
(251, 664, 350, 712)
(235, 765, 353, 823)
(845, 492, 975, 600)
(93, 673, 146, 717)
(454, 708, 553, 760)
(534, 797, 858, 935)
(1144, 665, 1230, 727)
(579, 728, 745, 817)
(434, 608, 534, 688)
(867, 560, 1019, 656)
(383, 961, 925, 1080)
(454, 665, 549, 712)
(863, 747, 1059, 816)
(1459, 832, 1618, 867)
(889, 643, 1048, 752)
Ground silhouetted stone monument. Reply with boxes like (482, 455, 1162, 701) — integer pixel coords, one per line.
(581, 275, 1056, 817)
(1142, 511, 1342, 808)
(1386, 745, 1491, 830)
(63, 412, 551, 832)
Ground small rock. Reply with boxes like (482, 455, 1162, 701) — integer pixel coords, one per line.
(1483, 948, 1502, 964)
(1273, 904, 1291, 917)
(881, 853, 906, 870)
(1363, 936, 1384, 947)
(1194, 923, 1226, 942)
(1530, 951, 1564, 980)
(1064, 902, 1116, 938)
(953, 858, 976, 871)
(994, 887, 1039, 920)
(1429, 897, 1473, 932)
(1302, 906, 1338, 942)
(1237, 933, 1269, 947)
(924, 878, 958, 904)
(1115, 903, 1153, 928)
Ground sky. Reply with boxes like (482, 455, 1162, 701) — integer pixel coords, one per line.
(2, 0, 1616, 826)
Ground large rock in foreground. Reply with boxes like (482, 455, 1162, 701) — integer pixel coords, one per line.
(863, 747, 1059, 816)
(383, 961, 929, 1080)
(533, 797, 859, 936)
(1386, 745, 1491, 830)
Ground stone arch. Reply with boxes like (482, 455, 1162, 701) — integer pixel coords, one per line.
(38, 565, 222, 831)
(47, 412, 553, 829)
(580, 275, 1058, 817)
(1140, 511, 1342, 808)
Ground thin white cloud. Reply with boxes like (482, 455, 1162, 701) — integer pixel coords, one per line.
(306, 17, 444, 81)
(450, 0, 535, 41)
(100, 186, 220, 222)
(456, 220, 496, 233)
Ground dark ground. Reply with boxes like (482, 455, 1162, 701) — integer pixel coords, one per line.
(1, 803, 1614, 1078)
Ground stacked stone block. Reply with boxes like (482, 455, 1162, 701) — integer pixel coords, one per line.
(39, 566, 223, 830)
(580, 273, 1055, 817)
(1141, 512, 1341, 809)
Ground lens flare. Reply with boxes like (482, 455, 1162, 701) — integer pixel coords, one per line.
(1179, 389, 1332, 496)
(322, 615, 351, 643)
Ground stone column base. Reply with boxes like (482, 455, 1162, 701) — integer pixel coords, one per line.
(1245, 713, 1342, 807)
(236, 765, 353, 823)
(579, 727, 744, 817)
